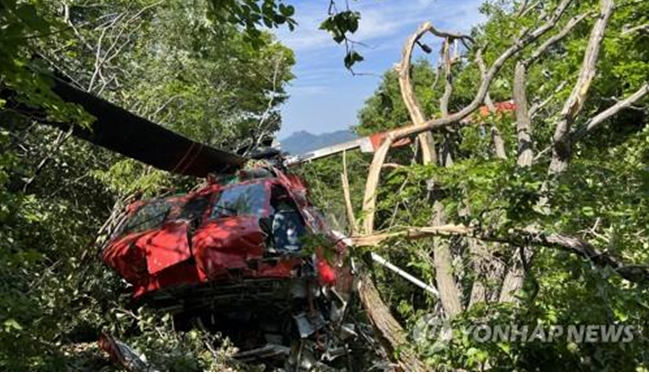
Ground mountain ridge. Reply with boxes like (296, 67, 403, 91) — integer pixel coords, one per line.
(279, 129, 357, 155)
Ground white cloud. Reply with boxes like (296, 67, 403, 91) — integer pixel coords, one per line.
(277, 0, 484, 53)
(277, 0, 488, 136)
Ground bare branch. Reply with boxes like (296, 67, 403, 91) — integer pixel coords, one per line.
(549, 0, 615, 175)
(88, 18, 113, 92)
(400, 0, 574, 139)
(350, 224, 649, 283)
(362, 0, 573, 234)
(515, 0, 530, 17)
(362, 132, 394, 234)
(251, 56, 284, 150)
(394, 22, 453, 165)
(621, 23, 649, 35)
(514, 62, 533, 167)
(22, 127, 74, 192)
(440, 38, 454, 117)
(518, 0, 542, 18)
(525, 12, 590, 66)
(341, 151, 359, 235)
(514, 13, 587, 168)
(572, 83, 649, 141)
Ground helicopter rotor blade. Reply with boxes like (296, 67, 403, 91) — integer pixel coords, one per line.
(284, 100, 516, 166)
(284, 131, 412, 166)
(3, 75, 247, 177)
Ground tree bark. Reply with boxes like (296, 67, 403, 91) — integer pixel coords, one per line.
(491, 127, 507, 160)
(357, 274, 429, 371)
(514, 62, 534, 167)
(341, 151, 359, 235)
(549, 0, 614, 175)
(498, 247, 528, 303)
(432, 202, 463, 317)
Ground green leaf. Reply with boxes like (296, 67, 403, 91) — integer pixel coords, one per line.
(279, 4, 295, 17)
(344, 50, 364, 69)
(15, 4, 48, 32)
(3, 318, 22, 331)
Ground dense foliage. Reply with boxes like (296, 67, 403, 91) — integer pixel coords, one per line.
(298, 0, 648, 370)
(1, 0, 292, 369)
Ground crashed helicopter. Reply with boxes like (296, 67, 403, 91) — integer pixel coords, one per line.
(4, 72, 515, 369)
(2, 73, 409, 369)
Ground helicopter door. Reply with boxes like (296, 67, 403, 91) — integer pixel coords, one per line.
(269, 185, 307, 253)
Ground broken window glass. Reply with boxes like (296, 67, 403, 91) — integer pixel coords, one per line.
(169, 195, 210, 223)
(210, 183, 267, 219)
(118, 200, 173, 236)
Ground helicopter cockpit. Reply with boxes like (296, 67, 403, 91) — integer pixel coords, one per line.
(269, 185, 307, 253)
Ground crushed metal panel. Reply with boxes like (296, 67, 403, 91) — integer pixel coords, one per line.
(145, 221, 192, 274)
(293, 312, 326, 338)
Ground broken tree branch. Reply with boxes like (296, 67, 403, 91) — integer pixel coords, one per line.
(362, 0, 574, 234)
(395, 22, 456, 165)
(357, 274, 429, 371)
(572, 83, 649, 141)
(549, 0, 614, 175)
(350, 224, 649, 283)
(341, 150, 359, 235)
(515, 12, 588, 167)
(395, 27, 464, 317)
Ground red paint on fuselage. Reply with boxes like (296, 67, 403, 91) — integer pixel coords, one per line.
(102, 167, 352, 300)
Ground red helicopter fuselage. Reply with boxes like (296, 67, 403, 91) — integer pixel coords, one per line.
(102, 166, 353, 304)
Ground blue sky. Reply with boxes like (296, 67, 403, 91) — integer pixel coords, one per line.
(273, 0, 486, 138)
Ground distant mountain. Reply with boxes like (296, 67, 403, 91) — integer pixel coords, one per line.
(279, 130, 357, 155)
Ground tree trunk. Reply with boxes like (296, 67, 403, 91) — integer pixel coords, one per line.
(432, 201, 463, 317)
(514, 62, 533, 167)
(357, 274, 429, 371)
